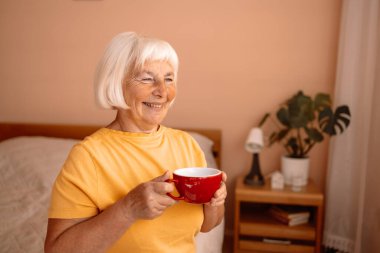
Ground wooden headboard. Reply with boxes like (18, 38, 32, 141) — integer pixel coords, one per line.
(0, 123, 221, 168)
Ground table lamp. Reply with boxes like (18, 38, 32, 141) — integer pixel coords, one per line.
(244, 127, 265, 186)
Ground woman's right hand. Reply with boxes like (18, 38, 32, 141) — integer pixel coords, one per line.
(121, 171, 176, 221)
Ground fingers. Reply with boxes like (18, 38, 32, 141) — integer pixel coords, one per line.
(151, 170, 176, 197)
(155, 195, 176, 209)
(208, 198, 225, 207)
(145, 186, 176, 217)
(149, 171, 176, 202)
(152, 181, 174, 195)
(207, 177, 227, 207)
(208, 191, 227, 206)
(214, 183, 227, 198)
(222, 172, 227, 182)
(152, 170, 171, 182)
(123, 179, 176, 221)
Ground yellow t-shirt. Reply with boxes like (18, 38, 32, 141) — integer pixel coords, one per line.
(48, 126, 207, 253)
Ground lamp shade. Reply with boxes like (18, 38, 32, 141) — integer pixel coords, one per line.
(245, 128, 264, 153)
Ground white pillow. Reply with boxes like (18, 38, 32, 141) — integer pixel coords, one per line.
(187, 132, 218, 169)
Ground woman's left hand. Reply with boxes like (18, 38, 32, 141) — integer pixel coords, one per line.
(206, 172, 227, 207)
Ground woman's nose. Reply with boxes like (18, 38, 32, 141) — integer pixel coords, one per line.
(152, 80, 168, 98)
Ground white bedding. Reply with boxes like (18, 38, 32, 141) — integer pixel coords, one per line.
(0, 133, 224, 253)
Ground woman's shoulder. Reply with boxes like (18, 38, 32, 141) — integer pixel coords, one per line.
(163, 127, 201, 148)
(68, 128, 109, 153)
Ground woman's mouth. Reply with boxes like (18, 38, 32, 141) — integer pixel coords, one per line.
(143, 102, 164, 108)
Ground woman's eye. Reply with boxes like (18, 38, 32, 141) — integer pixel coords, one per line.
(140, 78, 154, 83)
(165, 78, 174, 83)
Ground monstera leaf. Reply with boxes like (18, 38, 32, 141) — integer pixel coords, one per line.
(319, 105, 351, 135)
(314, 93, 331, 111)
(276, 94, 313, 128)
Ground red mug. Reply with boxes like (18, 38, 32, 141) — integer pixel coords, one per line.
(165, 167, 222, 204)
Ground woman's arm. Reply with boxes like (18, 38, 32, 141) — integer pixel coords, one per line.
(45, 199, 133, 253)
(200, 172, 227, 232)
(45, 171, 175, 253)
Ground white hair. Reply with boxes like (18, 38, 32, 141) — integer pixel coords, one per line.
(94, 32, 179, 109)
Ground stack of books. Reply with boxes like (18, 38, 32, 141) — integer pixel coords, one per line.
(269, 205, 310, 226)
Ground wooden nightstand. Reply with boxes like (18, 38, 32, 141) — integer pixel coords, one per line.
(234, 176, 324, 253)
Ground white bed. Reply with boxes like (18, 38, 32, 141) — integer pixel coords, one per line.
(0, 123, 224, 253)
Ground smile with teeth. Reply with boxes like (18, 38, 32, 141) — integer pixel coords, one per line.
(143, 102, 164, 108)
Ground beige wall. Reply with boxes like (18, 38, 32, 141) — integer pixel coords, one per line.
(0, 0, 342, 232)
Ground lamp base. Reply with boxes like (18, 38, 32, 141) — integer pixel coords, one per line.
(244, 174, 265, 186)
(244, 153, 265, 186)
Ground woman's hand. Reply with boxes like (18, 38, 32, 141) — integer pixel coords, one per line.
(201, 172, 227, 232)
(122, 171, 176, 221)
(206, 172, 227, 207)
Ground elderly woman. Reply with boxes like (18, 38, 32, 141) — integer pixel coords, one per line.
(44, 32, 227, 253)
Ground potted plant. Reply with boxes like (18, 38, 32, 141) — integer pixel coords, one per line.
(259, 91, 351, 185)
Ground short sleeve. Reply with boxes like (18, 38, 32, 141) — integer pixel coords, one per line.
(48, 144, 99, 219)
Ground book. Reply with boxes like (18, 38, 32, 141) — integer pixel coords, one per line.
(269, 205, 310, 220)
(288, 216, 309, 226)
(269, 205, 310, 226)
(270, 211, 310, 226)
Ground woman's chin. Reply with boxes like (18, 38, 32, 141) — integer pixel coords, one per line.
(142, 118, 164, 130)
(144, 112, 167, 124)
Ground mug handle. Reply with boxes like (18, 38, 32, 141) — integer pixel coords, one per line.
(165, 179, 185, 201)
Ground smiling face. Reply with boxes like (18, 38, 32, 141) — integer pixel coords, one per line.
(120, 60, 177, 133)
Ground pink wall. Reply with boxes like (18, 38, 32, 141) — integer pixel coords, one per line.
(0, 0, 342, 232)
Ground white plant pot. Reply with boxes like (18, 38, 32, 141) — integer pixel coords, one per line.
(281, 156, 310, 186)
